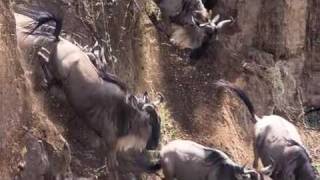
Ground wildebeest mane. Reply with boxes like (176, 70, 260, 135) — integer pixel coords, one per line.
(204, 148, 227, 165)
(98, 71, 128, 92)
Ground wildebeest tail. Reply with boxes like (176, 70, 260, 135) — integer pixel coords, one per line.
(14, 4, 62, 40)
(216, 80, 257, 123)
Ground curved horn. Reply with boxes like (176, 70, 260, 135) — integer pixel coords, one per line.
(216, 19, 232, 30)
(153, 93, 164, 106)
(191, 16, 196, 24)
(142, 104, 155, 110)
(143, 91, 150, 103)
(199, 22, 211, 27)
(211, 14, 220, 25)
(243, 169, 256, 174)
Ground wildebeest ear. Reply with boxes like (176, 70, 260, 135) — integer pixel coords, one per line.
(143, 91, 150, 103)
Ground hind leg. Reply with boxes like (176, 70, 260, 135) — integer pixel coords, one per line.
(162, 157, 175, 180)
(37, 49, 61, 89)
(253, 138, 261, 169)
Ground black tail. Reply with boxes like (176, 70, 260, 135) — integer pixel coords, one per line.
(216, 80, 257, 123)
(14, 5, 62, 40)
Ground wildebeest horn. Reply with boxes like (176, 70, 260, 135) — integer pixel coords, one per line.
(211, 14, 220, 25)
(191, 16, 198, 25)
(153, 92, 164, 106)
(143, 91, 150, 103)
(199, 22, 211, 27)
(208, 10, 213, 19)
(216, 18, 233, 30)
(243, 169, 256, 174)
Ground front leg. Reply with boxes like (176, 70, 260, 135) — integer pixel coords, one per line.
(253, 141, 260, 169)
(37, 51, 62, 89)
(106, 150, 119, 180)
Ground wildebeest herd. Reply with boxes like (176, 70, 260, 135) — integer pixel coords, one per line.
(13, 0, 318, 180)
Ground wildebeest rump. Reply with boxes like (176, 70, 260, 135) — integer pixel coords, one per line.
(216, 80, 318, 180)
(17, 6, 162, 155)
(147, 140, 273, 180)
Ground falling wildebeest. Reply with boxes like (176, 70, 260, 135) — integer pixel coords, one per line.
(154, 0, 233, 60)
(216, 80, 318, 180)
(146, 139, 273, 180)
(16, 7, 163, 178)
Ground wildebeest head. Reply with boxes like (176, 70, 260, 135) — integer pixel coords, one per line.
(116, 92, 163, 152)
(170, 13, 233, 55)
(136, 92, 163, 150)
(217, 164, 273, 180)
(195, 13, 233, 38)
(238, 165, 274, 180)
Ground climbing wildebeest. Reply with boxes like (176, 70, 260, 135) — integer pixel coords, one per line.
(147, 140, 273, 180)
(154, 0, 232, 59)
(216, 80, 318, 180)
(16, 7, 163, 178)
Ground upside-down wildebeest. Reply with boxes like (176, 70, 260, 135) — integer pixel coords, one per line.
(154, 0, 233, 59)
(147, 139, 273, 180)
(15, 6, 163, 178)
(216, 80, 318, 180)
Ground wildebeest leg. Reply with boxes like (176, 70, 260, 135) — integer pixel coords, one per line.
(37, 51, 52, 89)
(37, 51, 61, 89)
(253, 140, 260, 168)
(106, 151, 119, 180)
(162, 157, 175, 180)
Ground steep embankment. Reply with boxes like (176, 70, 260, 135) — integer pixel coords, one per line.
(6, 0, 320, 179)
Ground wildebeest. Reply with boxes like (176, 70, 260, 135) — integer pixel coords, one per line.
(147, 139, 273, 180)
(16, 7, 163, 178)
(154, 0, 233, 59)
(216, 80, 318, 180)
